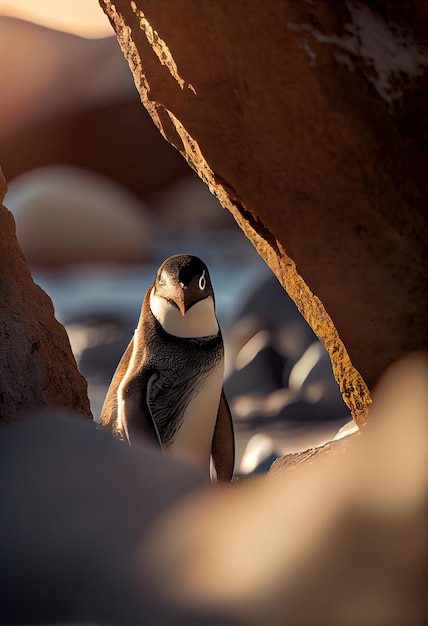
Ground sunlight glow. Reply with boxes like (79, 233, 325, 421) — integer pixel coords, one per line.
(0, 0, 113, 38)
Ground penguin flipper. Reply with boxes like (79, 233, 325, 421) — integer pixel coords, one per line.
(99, 337, 135, 428)
(118, 367, 162, 449)
(211, 389, 235, 482)
(100, 336, 161, 449)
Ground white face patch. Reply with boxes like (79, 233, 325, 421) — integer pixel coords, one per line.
(150, 288, 219, 338)
(198, 270, 206, 291)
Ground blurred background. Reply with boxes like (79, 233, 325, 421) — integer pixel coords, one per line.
(0, 0, 352, 475)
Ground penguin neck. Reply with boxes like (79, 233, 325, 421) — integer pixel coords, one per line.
(149, 288, 219, 338)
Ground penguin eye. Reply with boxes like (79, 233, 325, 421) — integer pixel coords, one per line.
(158, 272, 166, 285)
(199, 271, 206, 291)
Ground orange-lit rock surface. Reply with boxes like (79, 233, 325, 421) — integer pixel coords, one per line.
(100, 0, 428, 424)
(0, 167, 91, 424)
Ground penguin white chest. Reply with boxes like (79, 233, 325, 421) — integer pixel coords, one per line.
(150, 289, 219, 338)
(149, 287, 224, 468)
(167, 356, 225, 467)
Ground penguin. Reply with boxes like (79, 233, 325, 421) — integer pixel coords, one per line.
(100, 254, 235, 481)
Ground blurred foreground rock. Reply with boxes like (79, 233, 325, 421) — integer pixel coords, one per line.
(0, 412, 210, 624)
(0, 167, 91, 424)
(140, 352, 428, 625)
(1, 353, 426, 624)
(100, 0, 428, 425)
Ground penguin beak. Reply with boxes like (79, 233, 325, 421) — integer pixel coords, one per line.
(176, 282, 188, 316)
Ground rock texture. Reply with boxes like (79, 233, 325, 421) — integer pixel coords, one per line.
(0, 167, 91, 424)
(100, 0, 428, 425)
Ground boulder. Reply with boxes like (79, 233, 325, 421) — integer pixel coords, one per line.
(138, 353, 428, 625)
(0, 167, 91, 424)
(2, 354, 424, 624)
(0, 17, 193, 200)
(6, 165, 151, 267)
(0, 411, 210, 624)
(100, 0, 428, 425)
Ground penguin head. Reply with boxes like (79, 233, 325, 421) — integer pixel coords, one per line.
(150, 255, 219, 338)
(154, 254, 214, 315)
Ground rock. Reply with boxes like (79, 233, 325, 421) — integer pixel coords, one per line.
(0, 16, 134, 136)
(224, 331, 285, 398)
(100, 0, 428, 425)
(65, 310, 137, 419)
(0, 411, 213, 624)
(138, 353, 428, 625)
(268, 432, 358, 475)
(1, 354, 426, 624)
(0, 167, 91, 424)
(287, 341, 348, 418)
(238, 433, 281, 475)
(6, 165, 151, 267)
(62, 306, 138, 422)
(0, 17, 193, 200)
(233, 274, 314, 335)
(224, 276, 349, 436)
(149, 175, 236, 231)
(224, 274, 316, 382)
(67, 311, 135, 384)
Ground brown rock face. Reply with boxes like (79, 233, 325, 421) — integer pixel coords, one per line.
(100, 0, 428, 424)
(0, 168, 91, 424)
